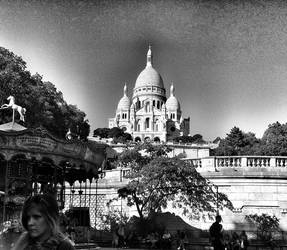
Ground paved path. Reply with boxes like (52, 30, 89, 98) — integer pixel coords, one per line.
(77, 248, 148, 250)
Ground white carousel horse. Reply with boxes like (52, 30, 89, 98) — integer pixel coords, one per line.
(0, 95, 26, 122)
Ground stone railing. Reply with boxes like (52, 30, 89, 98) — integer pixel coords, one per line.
(185, 159, 202, 168)
(184, 156, 287, 171)
(102, 156, 287, 183)
(214, 156, 287, 168)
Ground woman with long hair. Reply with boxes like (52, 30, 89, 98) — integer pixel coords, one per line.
(12, 194, 75, 250)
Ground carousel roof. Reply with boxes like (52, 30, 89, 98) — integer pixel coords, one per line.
(0, 122, 27, 131)
(0, 124, 108, 174)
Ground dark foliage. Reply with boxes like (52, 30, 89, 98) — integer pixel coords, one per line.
(0, 47, 90, 139)
(116, 142, 233, 221)
(93, 127, 132, 143)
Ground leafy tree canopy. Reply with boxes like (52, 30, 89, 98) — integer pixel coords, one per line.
(213, 127, 261, 156)
(116, 142, 233, 221)
(93, 127, 132, 143)
(246, 214, 280, 241)
(0, 47, 89, 139)
(174, 134, 206, 144)
(260, 122, 287, 156)
(246, 213, 279, 232)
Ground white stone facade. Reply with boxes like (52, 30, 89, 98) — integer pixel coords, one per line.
(82, 156, 287, 231)
(108, 46, 190, 142)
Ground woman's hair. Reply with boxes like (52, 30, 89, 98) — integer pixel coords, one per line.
(21, 194, 60, 236)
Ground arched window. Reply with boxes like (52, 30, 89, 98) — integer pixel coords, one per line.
(155, 119, 159, 131)
(155, 124, 159, 131)
(145, 118, 150, 129)
(144, 137, 150, 142)
(154, 137, 160, 143)
(137, 123, 140, 131)
(146, 102, 150, 112)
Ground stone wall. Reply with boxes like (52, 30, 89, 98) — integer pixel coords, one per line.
(65, 156, 287, 231)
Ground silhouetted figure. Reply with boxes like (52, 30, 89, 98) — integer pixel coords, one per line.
(177, 231, 186, 250)
(117, 224, 126, 248)
(231, 232, 240, 250)
(239, 231, 249, 250)
(223, 233, 232, 250)
(209, 215, 224, 250)
(161, 230, 171, 250)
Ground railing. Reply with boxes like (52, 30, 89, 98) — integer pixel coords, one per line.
(185, 159, 202, 168)
(105, 156, 287, 183)
(183, 156, 287, 172)
(213, 156, 287, 168)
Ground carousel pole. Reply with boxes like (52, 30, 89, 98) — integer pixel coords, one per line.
(71, 185, 75, 207)
(84, 179, 87, 207)
(2, 160, 8, 225)
(79, 182, 82, 207)
(95, 177, 98, 229)
(12, 109, 15, 124)
(89, 179, 91, 223)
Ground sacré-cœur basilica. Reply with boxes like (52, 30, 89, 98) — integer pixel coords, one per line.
(108, 45, 190, 143)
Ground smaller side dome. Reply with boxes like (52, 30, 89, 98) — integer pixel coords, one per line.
(166, 83, 180, 111)
(117, 84, 131, 111)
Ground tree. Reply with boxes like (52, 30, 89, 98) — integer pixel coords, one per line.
(213, 127, 261, 156)
(116, 142, 233, 221)
(260, 122, 287, 156)
(245, 214, 280, 242)
(93, 128, 110, 138)
(93, 127, 132, 143)
(174, 134, 206, 144)
(97, 209, 129, 232)
(0, 47, 90, 139)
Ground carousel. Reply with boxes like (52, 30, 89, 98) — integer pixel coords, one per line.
(0, 96, 108, 243)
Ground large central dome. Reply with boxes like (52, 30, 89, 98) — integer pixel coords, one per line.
(135, 66, 164, 89)
(134, 46, 164, 89)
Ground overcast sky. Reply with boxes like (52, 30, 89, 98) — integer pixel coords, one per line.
(1, 0, 287, 140)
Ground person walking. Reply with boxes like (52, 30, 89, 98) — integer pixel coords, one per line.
(231, 232, 240, 250)
(177, 231, 186, 250)
(209, 215, 224, 250)
(239, 231, 249, 250)
(12, 194, 75, 250)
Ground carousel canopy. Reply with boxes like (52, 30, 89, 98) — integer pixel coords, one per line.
(0, 123, 108, 173)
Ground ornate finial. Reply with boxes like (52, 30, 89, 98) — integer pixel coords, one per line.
(123, 83, 127, 96)
(0, 95, 26, 123)
(170, 83, 175, 97)
(146, 44, 153, 67)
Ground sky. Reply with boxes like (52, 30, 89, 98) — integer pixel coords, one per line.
(1, 0, 287, 140)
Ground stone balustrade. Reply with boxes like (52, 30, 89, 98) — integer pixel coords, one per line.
(214, 156, 287, 168)
(185, 156, 287, 169)
(101, 156, 287, 184)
